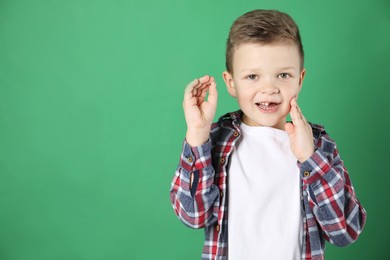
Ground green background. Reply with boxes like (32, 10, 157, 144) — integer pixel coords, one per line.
(0, 0, 388, 259)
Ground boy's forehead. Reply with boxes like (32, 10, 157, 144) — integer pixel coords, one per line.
(232, 42, 301, 70)
(234, 42, 300, 57)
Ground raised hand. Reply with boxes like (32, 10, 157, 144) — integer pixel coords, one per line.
(285, 97, 315, 163)
(183, 75, 218, 147)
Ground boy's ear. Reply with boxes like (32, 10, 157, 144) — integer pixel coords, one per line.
(298, 68, 306, 89)
(296, 69, 306, 101)
(222, 71, 237, 98)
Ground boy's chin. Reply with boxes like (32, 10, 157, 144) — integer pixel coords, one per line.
(242, 115, 286, 129)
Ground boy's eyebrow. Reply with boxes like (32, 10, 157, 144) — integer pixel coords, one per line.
(279, 66, 297, 71)
(238, 66, 298, 73)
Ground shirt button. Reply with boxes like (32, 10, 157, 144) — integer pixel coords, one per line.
(303, 171, 310, 177)
(220, 158, 225, 164)
(216, 225, 220, 232)
(233, 131, 239, 137)
(187, 157, 193, 163)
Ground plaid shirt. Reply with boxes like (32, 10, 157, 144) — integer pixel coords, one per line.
(170, 111, 366, 260)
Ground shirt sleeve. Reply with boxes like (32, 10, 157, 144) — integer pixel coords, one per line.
(169, 139, 220, 229)
(299, 131, 367, 247)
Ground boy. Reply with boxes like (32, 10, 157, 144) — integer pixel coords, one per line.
(170, 9, 366, 260)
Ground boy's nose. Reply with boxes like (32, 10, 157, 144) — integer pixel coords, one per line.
(259, 82, 280, 95)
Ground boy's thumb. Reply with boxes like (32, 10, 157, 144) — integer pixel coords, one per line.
(285, 122, 294, 136)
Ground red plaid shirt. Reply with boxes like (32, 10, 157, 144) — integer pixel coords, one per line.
(170, 111, 366, 259)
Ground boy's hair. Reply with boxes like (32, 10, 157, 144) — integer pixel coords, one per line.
(226, 9, 304, 73)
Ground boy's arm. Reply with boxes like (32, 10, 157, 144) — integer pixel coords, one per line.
(170, 75, 220, 228)
(169, 139, 220, 228)
(300, 131, 367, 247)
(286, 98, 366, 246)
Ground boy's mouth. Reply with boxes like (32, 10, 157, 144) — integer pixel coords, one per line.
(256, 102, 280, 112)
(256, 102, 279, 109)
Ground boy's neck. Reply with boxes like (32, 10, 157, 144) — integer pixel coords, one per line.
(241, 114, 286, 130)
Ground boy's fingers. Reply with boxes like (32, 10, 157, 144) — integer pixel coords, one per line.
(184, 80, 203, 109)
(301, 113, 308, 124)
(296, 104, 304, 119)
(198, 75, 211, 83)
(291, 97, 310, 125)
(295, 104, 304, 121)
(294, 102, 309, 125)
(185, 78, 200, 98)
(199, 80, 218, 100)
(185, 75, 210, 91)
(290, 103, 304, 127)
(194, 84, 207, 98)
(197, 88, 208, 105)
(292, 97, 305, 119)
(196, 76, 214, 93)
(196, 84, 207, 97)
(184, 75, 216, 106)
(285, 122, 294, 136)
(290, 96, 298, 106)
(184, 77, 205, 98)
(193, 75, 213, 97)
(208, 81, 218, 105)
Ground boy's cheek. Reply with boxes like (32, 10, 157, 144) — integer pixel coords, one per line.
(287, 88, 300, 99)
(284, 93, 295, 103)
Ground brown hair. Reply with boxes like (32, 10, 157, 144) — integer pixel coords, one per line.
(226, 9, 304, 73)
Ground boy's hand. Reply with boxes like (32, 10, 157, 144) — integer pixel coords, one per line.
(183, 75, 218, 147)
(285, 97, 314, 163)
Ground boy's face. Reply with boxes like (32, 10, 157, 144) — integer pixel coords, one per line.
(223, 43, 306, 130)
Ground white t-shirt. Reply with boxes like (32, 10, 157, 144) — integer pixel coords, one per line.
(228, 123, 302, 260)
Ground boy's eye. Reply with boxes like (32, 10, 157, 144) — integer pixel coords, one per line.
(278, 73, 291, 79)
(246, 74, 258, 80)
